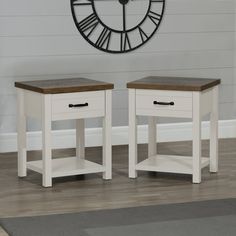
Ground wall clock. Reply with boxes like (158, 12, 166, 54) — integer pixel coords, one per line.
(71, 0, 165, 53)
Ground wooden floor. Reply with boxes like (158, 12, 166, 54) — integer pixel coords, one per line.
(0, 139, 236, 221)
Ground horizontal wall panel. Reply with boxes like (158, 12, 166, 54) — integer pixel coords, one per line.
(0, 0, 71, 16)
(0, 50, 233, 77)
(0, 14, 234, 37)
(0, 0, 234, 16)
(219, 85, 236, 103)
(219, 103, 236, 120)
(166, 0, 235, 15)
(0, 115, 16, 133)
(0, 16, 77, 37)
(0, 32, 233, 57)
(0, 94, 16, 116)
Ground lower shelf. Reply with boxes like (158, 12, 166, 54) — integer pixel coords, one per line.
(136, 155, 210, 175)
(27, 157, 105, 178)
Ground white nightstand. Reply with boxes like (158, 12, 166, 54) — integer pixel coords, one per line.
(15, 78, 114, 187)
(127, 76, 221, 183)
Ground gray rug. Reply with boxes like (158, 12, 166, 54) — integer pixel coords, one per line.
(1, 198, 236, 236)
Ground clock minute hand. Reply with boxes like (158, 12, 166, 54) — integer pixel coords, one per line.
(122, 3, 126, 31)
(119, 0, 129, 31)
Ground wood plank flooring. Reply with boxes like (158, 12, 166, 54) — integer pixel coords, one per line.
(0, 139, 236, 221)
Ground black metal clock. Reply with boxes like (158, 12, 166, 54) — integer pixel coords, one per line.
(71, 0, 165, 53)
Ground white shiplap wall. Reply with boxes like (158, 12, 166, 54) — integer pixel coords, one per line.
(0, 0, 235, 135)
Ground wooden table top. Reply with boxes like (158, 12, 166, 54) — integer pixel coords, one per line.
(127, 76, 221, 91)
(15, 78, 114, 94)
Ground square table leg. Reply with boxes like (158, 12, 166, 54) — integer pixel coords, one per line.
(76, 119, 85, 159)
(148, 117, 157, 157)
(192, 92, 202, 184)
(210, 86, 219, 173)
(103, 90, 112, 180)
(17, 89, 27, 177)
(42, 95, 52, 187)
(129, 89, 137, 178)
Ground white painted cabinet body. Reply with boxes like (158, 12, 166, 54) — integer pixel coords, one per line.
(128, 77, 220, 183)
(16, 78, 113, 187)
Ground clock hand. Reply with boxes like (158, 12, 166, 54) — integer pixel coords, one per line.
(78, 0, 136, 1)
(119, 0, 129, 31)
(122, 3, 126, 31)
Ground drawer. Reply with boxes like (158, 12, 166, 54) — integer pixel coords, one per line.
(136, 89, 193, 118)
(52, 91, 105, 120)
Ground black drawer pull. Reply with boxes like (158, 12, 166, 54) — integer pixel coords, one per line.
(68, 103, 88, 108)
(153, 101, 175, 106)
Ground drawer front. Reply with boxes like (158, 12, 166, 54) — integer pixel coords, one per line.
(136, 90, 193, 118)
(52, 91, 105, 120)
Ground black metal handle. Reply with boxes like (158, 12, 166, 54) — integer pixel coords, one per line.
(68, 103, 88, 108)
(153, 101, 175, 106)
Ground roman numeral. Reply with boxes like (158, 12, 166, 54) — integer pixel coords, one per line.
(95, 28, 112, 49)
(78, 13, 99, 36)
(138, 27, 148, 43)
(120, 33, 131, 51)
(72, 0, 92, 6)
(148, 11, 161, 26)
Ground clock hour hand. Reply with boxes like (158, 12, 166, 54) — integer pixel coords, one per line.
(119, 0, 129, 31)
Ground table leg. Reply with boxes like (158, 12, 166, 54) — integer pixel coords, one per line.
(210, 86, 219, 173)
(103, 90, 112, 180)
(148, 117, 157, 157)
(17, 89, 27, 177)
(76, 119, 85, 159)
(129, 89, 137, 178)
(192, 92, 202, 184)
(42, 95, 52, 187)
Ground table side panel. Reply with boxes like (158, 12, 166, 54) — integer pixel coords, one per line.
(200, 88, 214, 117)
(24, 90, 42, 119)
